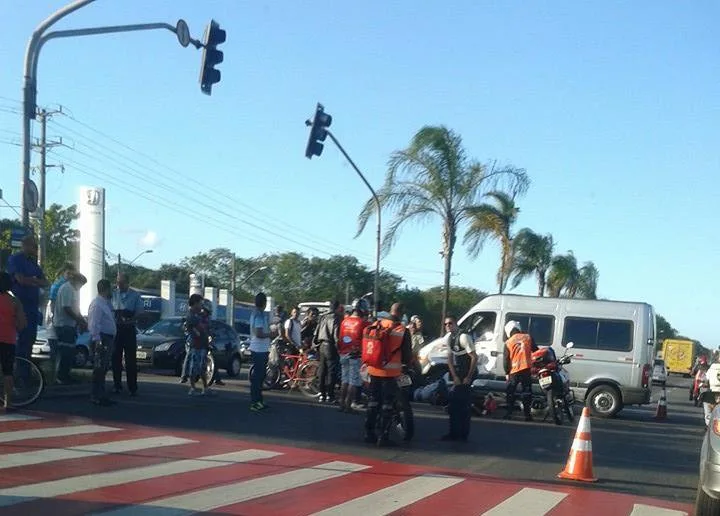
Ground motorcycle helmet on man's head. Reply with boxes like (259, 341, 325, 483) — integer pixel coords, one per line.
(351, 297, 370, 316)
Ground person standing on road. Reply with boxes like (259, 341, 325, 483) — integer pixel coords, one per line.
(338, 298, 370, 413)
(284, 307, 302, 354)
(111, 273, 143, 396)
(300, 307, 320, 352)
(364, 302, 413, 447)
(503, 320, 536, 422)
(6, 235, 48, 375)
(53, 272, 87, 384)
(184, 294, 210, 396)
(0, 272, 27, 412)
(44, 262, 75, 359)
(88, 279, 116, 406)
(249, 292, 271, 412)
(314, 300, 344, 404)
(442, 315, 477, 441)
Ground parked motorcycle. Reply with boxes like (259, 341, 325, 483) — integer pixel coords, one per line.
(532, 343, 575, 425)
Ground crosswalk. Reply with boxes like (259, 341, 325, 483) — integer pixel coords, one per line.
(0, 412, 693, 515)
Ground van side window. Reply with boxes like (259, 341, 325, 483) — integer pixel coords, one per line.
(563, 317, 633, 352)
(505, 314, 554, 347)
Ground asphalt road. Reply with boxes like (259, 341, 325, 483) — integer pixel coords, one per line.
(35, 368, 705, 506)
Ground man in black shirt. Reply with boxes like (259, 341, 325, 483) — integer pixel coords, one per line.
(442, 315, 477, 442)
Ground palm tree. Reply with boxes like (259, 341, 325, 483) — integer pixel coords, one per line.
(509, 228, 554, 296)
(464, 191, 519, 293)
(577, 262, 599, 299)
(546, 252, 579, 297)
(356, 126, 529, 329)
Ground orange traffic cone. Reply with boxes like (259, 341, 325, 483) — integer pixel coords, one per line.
(654, 387, 668, 420)
(558, 407, 598, 482)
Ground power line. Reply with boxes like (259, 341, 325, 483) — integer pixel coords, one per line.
(51, 114, 442, 276)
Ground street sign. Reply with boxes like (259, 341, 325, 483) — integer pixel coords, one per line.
(24, 180, 38, 213)
(176, 19, 190, 48)
(10, 227, 27, 248)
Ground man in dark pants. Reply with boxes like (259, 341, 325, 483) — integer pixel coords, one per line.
(503, 320, 537, 422)
(442, 315, 477, 441)
(88, 279, 116, 406)
(314, 301, 344, 403)
(111, 273, 143, 396)
(364, 302, 413, 447)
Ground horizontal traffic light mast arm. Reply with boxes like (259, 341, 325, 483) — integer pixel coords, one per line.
(33, 23, 203, 78)
(325, 129, 380, 209)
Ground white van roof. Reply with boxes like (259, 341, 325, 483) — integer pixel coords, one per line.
(464, 294, 653, 321)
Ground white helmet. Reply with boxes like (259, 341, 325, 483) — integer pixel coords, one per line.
(504, 320, 521, 338)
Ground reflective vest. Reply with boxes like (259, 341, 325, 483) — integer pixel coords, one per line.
(338, 315, 368, 355)
(367, 318, 405, 378)
(506, 333, 532, 374)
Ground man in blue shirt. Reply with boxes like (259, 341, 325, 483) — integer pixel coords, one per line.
(112, 273, 143, 396)
(6, 236, 48, 366)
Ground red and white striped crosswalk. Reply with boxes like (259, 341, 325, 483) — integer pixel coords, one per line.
(0, 412, 693, 515)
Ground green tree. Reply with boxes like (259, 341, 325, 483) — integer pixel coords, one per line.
(547, 251, 599, 299)
(656, 314, 678, 341)
(38, 204, 79, 282)
(509, 228, 554, 296)
(576, 261, 599, 299)
(0, 218, 24, 269)
(357, 125, 529, 331)
(419, 286, 487, 337)
(464, 191, 520, 293)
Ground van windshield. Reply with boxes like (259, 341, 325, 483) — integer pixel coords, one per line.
(461, 312, 497, 342)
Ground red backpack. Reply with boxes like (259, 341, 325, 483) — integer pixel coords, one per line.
(361, 320, 394, 368)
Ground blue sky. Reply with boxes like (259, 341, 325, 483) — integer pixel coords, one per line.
(1, 1, 718, 343)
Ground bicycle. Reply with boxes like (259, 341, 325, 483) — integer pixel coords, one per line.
(249, 346, 320, 398)
(0, 356, 46, 408)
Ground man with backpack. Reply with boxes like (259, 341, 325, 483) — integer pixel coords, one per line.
(362, 302, 413, 447)
(314, 300, 344, 403)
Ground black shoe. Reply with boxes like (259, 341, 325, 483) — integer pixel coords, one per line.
(377, 437, 397, 448)
(180, 377, 188, 384)
(326, 397, 337, 405)
(363, 433, 378, 444)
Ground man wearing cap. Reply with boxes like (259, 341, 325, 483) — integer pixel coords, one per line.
(6, 236, 48, 372)
(503, 320, 537, 421)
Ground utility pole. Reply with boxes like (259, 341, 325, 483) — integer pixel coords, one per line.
(34, 107, 62, 267)
(228, 253, 236, 327)
(117, 254, 121, 276)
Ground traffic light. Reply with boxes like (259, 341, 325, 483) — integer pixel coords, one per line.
(199, 19, 226, 95)
(305, 103, 332, 159)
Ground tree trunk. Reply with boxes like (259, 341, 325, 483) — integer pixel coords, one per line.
(440, 222, 455, 336)
(537, 271, 546, 297)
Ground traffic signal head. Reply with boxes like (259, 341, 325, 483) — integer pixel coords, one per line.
(305, 103, 332, 159)
(199, 20, 226, 95)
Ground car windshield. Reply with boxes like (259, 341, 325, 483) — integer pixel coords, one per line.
(653, 359, 664, 367)
(144, 319, 183, 338)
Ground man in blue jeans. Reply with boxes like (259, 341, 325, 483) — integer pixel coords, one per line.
(249, 292, 271, 412)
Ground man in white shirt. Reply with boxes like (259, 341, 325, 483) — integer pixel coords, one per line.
(284, 307, 302, 352)
(88, 279, 117, 406)
(53, 273, 87, 385)
(249, 292, 271, 412)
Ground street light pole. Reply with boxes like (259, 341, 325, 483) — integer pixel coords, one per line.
(20, 0, 204, 226)
(324, 130, 381, 317)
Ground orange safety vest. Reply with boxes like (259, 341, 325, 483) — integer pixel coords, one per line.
(506, 333, 533, 374)
(338, 315, 368, 355)
(367, 318, 406, 378)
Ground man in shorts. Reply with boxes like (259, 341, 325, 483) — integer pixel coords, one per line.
(337, 298, 370, 413)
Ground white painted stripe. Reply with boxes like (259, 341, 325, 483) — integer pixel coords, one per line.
(629, 504, 688, 516)
(0, 449, 280, 507)
(571, 438, 592, 452)
(0, 435, 194, 470)
(312, 474, 464, 516)
(97, 460, 369, 516)
(0, 424, 119, 443)
(482, 487, 567, 515)
(576, 415, 591, 434)
(0, 414, 41, 422)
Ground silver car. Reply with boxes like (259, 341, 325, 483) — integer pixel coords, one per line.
(697, 404, 720, 513)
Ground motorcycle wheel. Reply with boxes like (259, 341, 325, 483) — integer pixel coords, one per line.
(546, 390, 562, 425)
(398, 392, 415, 442)
(564, 400, 575, 423)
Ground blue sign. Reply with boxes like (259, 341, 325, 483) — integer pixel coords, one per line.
(140, 296, 163, 312)
(10, 227, 27, 247)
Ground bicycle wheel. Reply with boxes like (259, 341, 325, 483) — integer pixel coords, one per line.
(1, 357, 45, 408)
(297, 360, 320, 398)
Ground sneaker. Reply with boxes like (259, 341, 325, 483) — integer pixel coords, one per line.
(215, 379, 225, 386)
(318, 395, 326, 404)
(179, 377, 188, 384)
(250, 402, 262, 412)
(350, 402, 365, 411)
(188, 389, 197, 396)
(258, 401, 270, 410)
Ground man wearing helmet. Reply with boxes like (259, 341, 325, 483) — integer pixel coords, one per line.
(338, 298, 370, 413)
(503, 320, 537, 422)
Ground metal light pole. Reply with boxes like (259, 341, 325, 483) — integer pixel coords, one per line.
(127, 249, 153, 267)
(324, 131, 381, 317)
(240, 266, 269, 288)
(20, 0, 204, 226)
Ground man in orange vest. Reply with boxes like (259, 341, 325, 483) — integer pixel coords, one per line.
(364, 302, 413, 447)
(338, 298, 370, 413)
(503, 320, 537, 421)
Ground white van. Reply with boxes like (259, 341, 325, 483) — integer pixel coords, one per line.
(422, 294, 656, 418)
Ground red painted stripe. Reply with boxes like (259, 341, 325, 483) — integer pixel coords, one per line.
(13, 450, 331, 516)
(0, 438, 236, 489)
(549, 486, 693, 515)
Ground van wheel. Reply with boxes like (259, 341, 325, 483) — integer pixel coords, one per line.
(586, 385, 622, 418)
